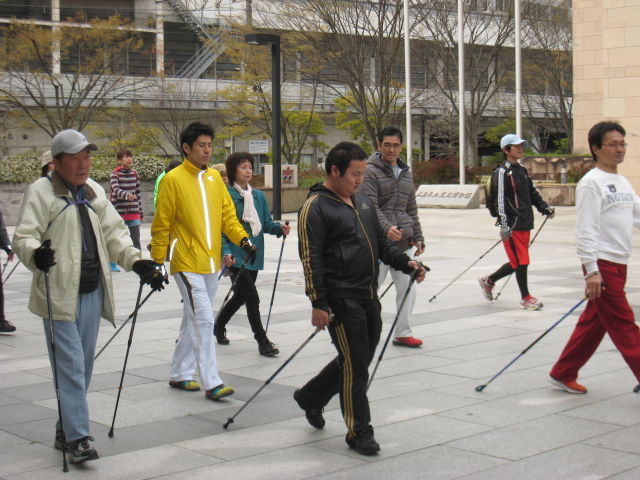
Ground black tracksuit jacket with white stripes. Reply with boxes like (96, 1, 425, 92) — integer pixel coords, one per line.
(490, 160, 550, 231)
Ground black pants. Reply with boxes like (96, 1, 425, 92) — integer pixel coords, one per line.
(128, 224, 141, 250)
(0, 266, 5, 322)
(215, 268, 267, 341)
(296, 297, 382, 439)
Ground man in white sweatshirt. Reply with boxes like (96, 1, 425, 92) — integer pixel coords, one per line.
(549, 121, 640, 394)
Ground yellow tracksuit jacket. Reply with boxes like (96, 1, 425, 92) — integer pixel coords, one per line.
(151, 160, 248, 274)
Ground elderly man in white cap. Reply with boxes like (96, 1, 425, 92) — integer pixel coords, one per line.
(478, 133, 555, 310)
(13, 129, 165, 465)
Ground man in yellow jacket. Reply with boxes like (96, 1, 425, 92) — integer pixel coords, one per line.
(151, 122, 254, 400)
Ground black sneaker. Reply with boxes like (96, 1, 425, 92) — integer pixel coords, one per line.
(0, 320, 16, 333)
(214, 325, 229, 345)
(293, 389, 325, 429)
(66, 436, 99, 464)
(258, 337, 279, 357)
(346, 426, 380, 456)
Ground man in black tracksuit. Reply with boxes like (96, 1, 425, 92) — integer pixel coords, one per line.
(479, 134, 554, 310)
(294, 142, 426, 456)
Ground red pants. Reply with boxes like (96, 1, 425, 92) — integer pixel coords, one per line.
(504, 230, 530, 268)
(550, 259, 640, 383)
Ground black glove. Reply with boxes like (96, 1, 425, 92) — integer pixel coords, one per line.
(240, 237, 257, 264)
(543, 207, 555, 217)
(34, 239, 56, 271)
(132, 260, 169, 292)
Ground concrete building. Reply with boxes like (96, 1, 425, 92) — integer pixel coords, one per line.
(572, 0, 640, 189)
(0, 0, 572, 169)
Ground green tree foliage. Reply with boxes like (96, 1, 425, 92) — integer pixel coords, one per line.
(0, 15, 148, 137)
(214, 32, 326, 164)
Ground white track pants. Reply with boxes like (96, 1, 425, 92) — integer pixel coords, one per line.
(170, 272, 223, 391)
(378, 247, 417, 338)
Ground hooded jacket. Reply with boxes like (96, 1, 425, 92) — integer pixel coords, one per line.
(363, 152, 424, 251)
(150, 159, 248, 274)
(298, 183, 413, 312)
(490, 160, 550, 231)
(13, 171, 142, 324)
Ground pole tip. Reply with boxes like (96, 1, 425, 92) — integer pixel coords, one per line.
(428, 296, 435, 303)
(475, 385, 485, 392)
(634, 384, 640, 393)
(108, 429, 114, 438)
(223, 418, 233, 429)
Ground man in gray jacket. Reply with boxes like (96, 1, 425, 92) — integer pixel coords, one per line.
(362, 126, 425, 347)
(13, 129, 163, 465)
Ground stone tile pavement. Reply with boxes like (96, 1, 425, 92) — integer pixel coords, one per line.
(2, 206, 640, 479)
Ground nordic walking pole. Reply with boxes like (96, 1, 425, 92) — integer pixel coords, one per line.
(265, 221, 289, 333)
(2, 259, 20, 286)
(94, 289, 155, 360)
(494, 214, 551, 302)
(429, 239, 501, 303)
(223, 326, 322, 429)
(378, 282, 394, 300)
(475, 297, 586, 392)
(108, 281, 145, 437)
(214, 250, 256, 323)
(368, 265, 429, 391)
(44, 263, 69, 472)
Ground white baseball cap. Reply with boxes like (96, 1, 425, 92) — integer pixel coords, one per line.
(500, 134, 526, 149)
(41, 150, 53, 167)
(51, 129, 98, 157)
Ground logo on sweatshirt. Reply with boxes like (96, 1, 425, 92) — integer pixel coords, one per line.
(607, 184, 616, 193)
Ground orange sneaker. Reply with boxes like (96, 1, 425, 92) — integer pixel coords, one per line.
(548, 376, 587, 394)
(392, 336, 423, 348)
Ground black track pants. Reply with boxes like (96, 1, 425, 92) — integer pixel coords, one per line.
(296, 297, 382, 439)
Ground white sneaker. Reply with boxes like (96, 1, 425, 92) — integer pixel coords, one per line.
(520, 296, 543, 310)
(478, 276, 494, 301)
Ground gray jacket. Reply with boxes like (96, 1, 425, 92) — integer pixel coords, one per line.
(362, 153, 424, 251)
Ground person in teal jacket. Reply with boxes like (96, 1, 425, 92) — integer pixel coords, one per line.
(214, 152, 290, 357)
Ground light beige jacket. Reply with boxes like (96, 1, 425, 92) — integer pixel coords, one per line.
(13, 171, 142, 324)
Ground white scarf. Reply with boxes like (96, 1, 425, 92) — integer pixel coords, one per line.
(233, 183, 262, 237)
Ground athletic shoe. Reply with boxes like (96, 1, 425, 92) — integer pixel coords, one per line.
(293, 389, 325, 429)
(110, 263, 120, 272)
(520, 296, 543, 310)
(258, 337, 279, 357)
(478, 275, 495, 301)
(169, 380, 200, 391)
(0, 320, 16, 333)
(205, 384, 234, 400)
(392, 336, 423, 348)
(346, 426, 380, 456)
(214, 325, 230, 345)
(66, 436, 99, 464)
(548, 376, 587, 394)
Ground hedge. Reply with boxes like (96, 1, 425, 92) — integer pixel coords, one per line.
(0, 151, 178, 183)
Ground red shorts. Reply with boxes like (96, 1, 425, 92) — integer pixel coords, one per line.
(503, 230, 530, 268)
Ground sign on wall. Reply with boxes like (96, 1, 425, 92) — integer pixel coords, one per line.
(264, 164, 298, 188)
(415, 184, 482, 208)
(248, 140, 269, 154)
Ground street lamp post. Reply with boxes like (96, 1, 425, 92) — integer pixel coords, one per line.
(245, 33, 282, 219)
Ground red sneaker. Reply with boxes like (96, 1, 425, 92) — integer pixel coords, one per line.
(392, 336, 423, 348)
(548, 376, 587, 394)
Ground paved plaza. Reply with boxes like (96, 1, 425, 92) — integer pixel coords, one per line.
(2, 206, 640, 479)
